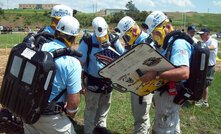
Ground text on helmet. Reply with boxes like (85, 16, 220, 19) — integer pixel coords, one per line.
(53, 9, 71, 17)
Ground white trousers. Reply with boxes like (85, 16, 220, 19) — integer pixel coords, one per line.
(131, 93, 153, 134)
(84, 90, 112, 134)
(23, 114, 76, 134)
(152, 91, 181, 134)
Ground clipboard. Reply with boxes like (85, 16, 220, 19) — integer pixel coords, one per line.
(98, 43, 175, 96)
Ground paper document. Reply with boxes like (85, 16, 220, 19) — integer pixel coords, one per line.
(99, 43, 175, 96)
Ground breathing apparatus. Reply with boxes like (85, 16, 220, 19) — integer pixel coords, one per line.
(123, 24, 141, 45)
(51, 16, 61, 28)
(117, 16, 140, 45)
(55, 16, 80, 47)
(144, 11, 173, 46)
(92, 17, 110, 47)
(152, 19, 173, 46)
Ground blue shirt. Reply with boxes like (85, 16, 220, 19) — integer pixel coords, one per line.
(43, 26, 55, 43)
(41, 39, 82, 103)
(43, 26, 54, 35)
(162, 39, 193, 67)
(134, 31, 149, 45)
(77, 33, 124, 78)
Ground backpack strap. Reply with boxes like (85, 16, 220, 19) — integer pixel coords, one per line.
(108, 33, 119, 50)
(79, 33, 97, 68)
(51, 89, 67, 102)
(164, 30, 194, 60)
(80, 32, 119, 68)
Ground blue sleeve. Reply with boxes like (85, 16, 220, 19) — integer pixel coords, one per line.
(66, 57, 82, 94)
(170, 39, 192, 67)
(114, 39, 125, 55)
(77, 40, 88, 64)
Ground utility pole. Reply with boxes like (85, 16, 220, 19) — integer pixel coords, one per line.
(184, 12, 186, 31)
(96, 0, 97, 13)
(92, 0, 94, 13)
(182, 12, 183, 30)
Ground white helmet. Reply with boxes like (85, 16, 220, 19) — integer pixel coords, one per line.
(117, 16, 135, 37)
(56, 16, 80, 36)
(92, 17, 108, 37)
(145, 11, 167, 33)
(50, 5, 73, 18)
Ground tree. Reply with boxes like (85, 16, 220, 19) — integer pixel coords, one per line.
(136, 11, 149, 21)
(111, 11, 126, 23)
(126, 0, 138, 11)
(0, 8, 4, 15)
(125, 0, 139, 19)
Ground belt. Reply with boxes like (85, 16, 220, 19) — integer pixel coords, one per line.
(41, 102, 64, 115)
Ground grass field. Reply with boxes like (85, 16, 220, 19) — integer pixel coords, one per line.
(0, 33, 221, 134)
(73, 72, 221, 134)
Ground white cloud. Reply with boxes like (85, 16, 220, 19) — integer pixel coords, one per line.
(136, 0, 155, 7)
(213, 0, 221, 6)
(160, 0, 195, 8)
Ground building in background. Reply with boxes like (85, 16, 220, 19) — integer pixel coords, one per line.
(105, 9, 127, 15)
(19, 4, 58, 9)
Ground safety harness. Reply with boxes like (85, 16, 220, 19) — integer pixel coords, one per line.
(80, 32, 119, 94)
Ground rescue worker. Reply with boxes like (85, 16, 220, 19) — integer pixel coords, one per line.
(0, 5, 74, 132)
(43, 4, 73, 34)
(141, 11, 192, 134)
(116, 16, 154, 134)
(196, 28, 218, 107)
(187, 25, 198, 43)
(77, 16, 124, 134)
(23, 16, 82, 133)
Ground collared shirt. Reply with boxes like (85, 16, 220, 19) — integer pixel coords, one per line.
(162, 39, 192, 67)
(204, 37, 218, 66)
(41, 39, 82, 103)
(78, 33, 124, 78)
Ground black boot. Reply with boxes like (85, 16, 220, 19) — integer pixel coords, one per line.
(94, 127, 112, 134)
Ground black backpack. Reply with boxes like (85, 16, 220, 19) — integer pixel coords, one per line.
(163, 30, 210, 105)
(0, 42, 82, 124)
(22, 31, 54, 50)
(79, 32, 119, 68)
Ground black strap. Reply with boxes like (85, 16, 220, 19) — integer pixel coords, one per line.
(139, 96, 143, 104)
(164, 30, 194, 60)
(52, 89, 67, 102)
(82, 33, 119, 68)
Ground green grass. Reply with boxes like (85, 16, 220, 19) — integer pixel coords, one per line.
(0, 32, 221, 133)
(4, 9, 50, 14)
(73, 72, 221, 134)
(0, 33, 27, 46)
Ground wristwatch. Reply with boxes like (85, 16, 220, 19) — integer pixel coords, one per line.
(155, 71, 160, 79)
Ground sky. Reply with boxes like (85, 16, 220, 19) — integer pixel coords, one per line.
(0, 0, 221, 14)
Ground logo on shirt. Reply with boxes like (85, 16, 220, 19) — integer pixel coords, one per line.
(179, 49, 187, 55)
